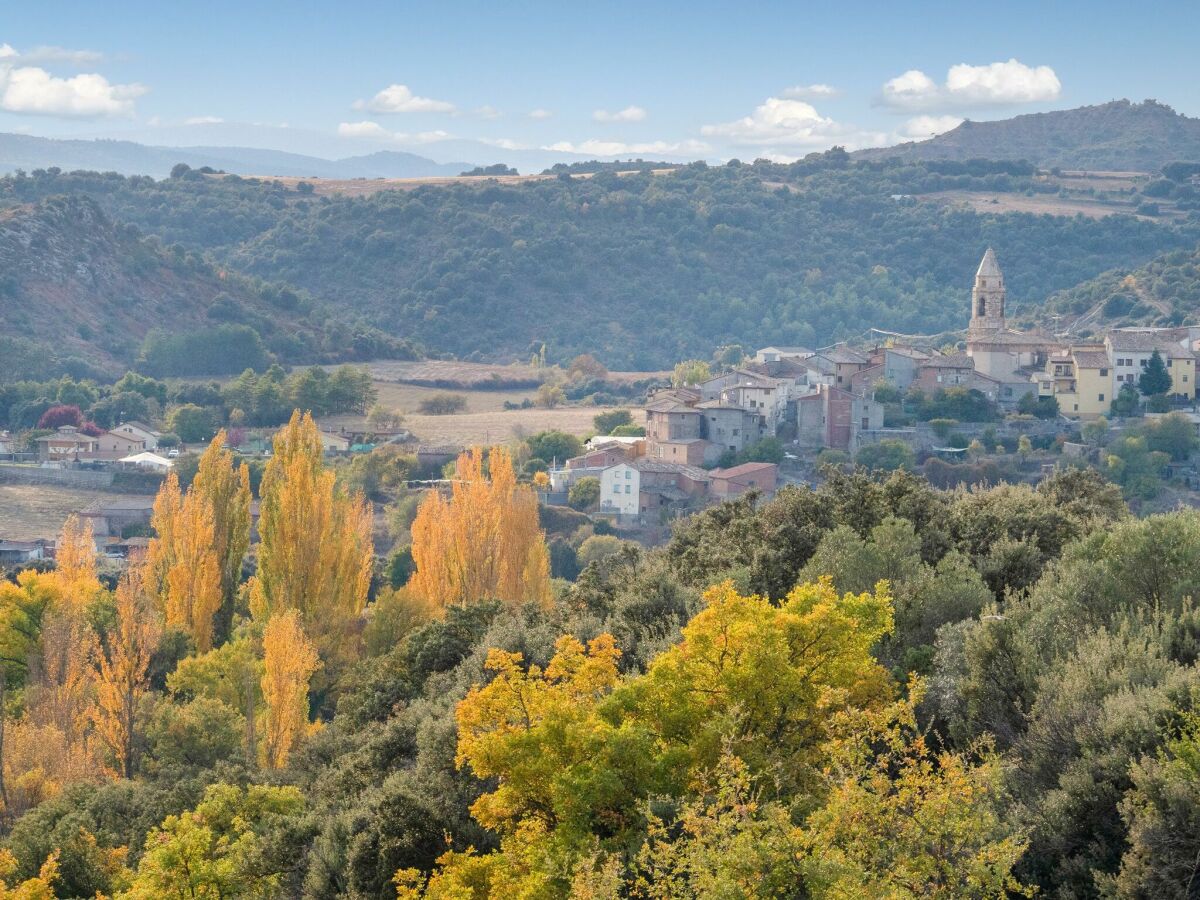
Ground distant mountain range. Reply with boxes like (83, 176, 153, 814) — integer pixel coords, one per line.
(0, 132, 474, 179)
(857, 100, 1200, 172)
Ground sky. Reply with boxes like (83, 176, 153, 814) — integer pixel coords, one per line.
(1, 0, 1198, 163)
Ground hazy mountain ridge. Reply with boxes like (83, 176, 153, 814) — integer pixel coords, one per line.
(0, 132, 473, 179)
(857, 100, 1200, 171)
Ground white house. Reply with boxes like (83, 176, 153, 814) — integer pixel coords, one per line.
(755, 346, 812, 363)
(599, 463, 639, 516)
(111, 421, 161, 450)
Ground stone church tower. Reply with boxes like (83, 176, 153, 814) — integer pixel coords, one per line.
(969, 247, 1006, 335)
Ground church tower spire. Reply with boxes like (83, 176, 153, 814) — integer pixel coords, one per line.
(969, 247, 1006, 334)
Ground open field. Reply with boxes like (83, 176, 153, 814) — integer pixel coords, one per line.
(0, 484, 144, 541)
(915, 190, 1171, 220)
(217, 169, 678, 198)
(355, 359, 668, 387)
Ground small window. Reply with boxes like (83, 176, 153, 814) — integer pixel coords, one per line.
(625, 485, 631, 494)
(1100, 368, 1108, 376)
(624, 470, 631, 479)
(1099, 394, 1105, 402)
(1168, 359, 1174, 368)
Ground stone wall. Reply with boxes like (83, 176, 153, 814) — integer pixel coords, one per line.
(0, 463, 115, 489)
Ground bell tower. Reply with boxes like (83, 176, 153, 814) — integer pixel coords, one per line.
(969, 247, 1006, 334)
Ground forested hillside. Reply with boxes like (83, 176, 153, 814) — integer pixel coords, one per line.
(3, 157, 1197, 370)
(858, 99, 1200, 172)
(0, 195, 415, 381)
(1044, 241, 1200, 333)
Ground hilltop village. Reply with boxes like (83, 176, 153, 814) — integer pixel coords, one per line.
(545, 248, 1200, 522)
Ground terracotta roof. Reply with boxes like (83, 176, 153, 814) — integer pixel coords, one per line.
(1105, 331, 1192, 356)
(816, 346, 869, 365)
(709, 462, 778, 479)
(645, 396, 699, 413)
(630, 459, 710, 479)
(885, 346, 931, 360)
(1071, 349, 1111, 369)
(921, 353, 974, 369)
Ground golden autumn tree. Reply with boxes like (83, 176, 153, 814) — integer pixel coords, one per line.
(260, 610, 320, 769)
(51, 514, 100, 611)
(191, 431, 252, 644)
(409, 446, 552, 610)
(249, 412, 372, 668)
(90, 568, 160, 778)
(145, 473, 222, 651)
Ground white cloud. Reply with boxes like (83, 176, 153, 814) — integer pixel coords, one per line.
(782, 83, 839, 99)
(544, 138, 709, 157)
(701, 97, 884, 151)
(337, 120, 452, 144)
(339, 120, 391, 139)
(592, 105, 647, 123)
(474, 105, 501, 119)
(0, 43, 104, 65)
(881, 59, 1060, 111)
(0, 64, 146, 117)
(482, 137, 529, 150)
(184, 115, 224, 125)
(899, 114, 964, 139)
(353, 83, 455, 114)
(528, 108, 553, 119)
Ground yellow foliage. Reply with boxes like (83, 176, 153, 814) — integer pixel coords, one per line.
(409, 447, 552, 610)
(4, 721, 99, 819)
(250, 412, 372, 668)
(50, 514, 100, 610)
(0, 849, 58, 900)
(90, 568, 160, 778)
(191, 431, 252, 635)
(260, 610, 320, 769)
(146, 472, 223, 651)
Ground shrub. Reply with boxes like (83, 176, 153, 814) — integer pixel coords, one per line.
(417, 393, 467, 415)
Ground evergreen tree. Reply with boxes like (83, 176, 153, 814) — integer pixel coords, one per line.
(1139, 350, 1172, 396)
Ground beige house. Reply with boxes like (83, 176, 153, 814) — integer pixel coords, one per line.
(35, 426, 99, 461)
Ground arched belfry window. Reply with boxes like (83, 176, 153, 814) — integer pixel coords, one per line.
(977, 296, 986, 316)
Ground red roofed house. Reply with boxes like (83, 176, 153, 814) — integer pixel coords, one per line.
(708, 462, 779, 499)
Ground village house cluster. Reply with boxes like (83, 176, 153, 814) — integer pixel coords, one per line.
(550, 248, 1200, 524)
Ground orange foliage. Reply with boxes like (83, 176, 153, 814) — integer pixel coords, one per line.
(90, 568, 160, 778)
(249, 412, 372, 667)
(51, 514, 99, 610)
(260, 610, 320, 769)
(409, 447, 552, 610)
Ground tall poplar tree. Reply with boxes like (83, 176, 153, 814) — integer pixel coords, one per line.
(409, 446, 552, 610)
(52, 514, 100, 611)
(190, 431, 252, 645)
(145, 473, 223, 651)
(260, 610, 320, 769)
(249, 412, 372, 669)
(90, 568, 160, 778)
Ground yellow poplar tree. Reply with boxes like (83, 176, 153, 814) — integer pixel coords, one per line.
(260, 610, 320, 769)
(409, 446, 552, 610)
(90, 568, 160, 778)
(145, 473, 222, 651)
(52, 514, 100, 610)
(191, 431, 251, 642)
(249, 411, 372, 666)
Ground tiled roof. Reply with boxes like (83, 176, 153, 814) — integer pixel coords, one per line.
(1071, 349, 1111, 368)
(816, 346, 869, 365)
(631, 459, 710, 479)
(1106, 331, 1192, 356)
(709, 462, 778, 479)
(921, 353, 974, 368)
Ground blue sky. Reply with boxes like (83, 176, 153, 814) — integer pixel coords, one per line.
(1, 0, 1197, 162)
